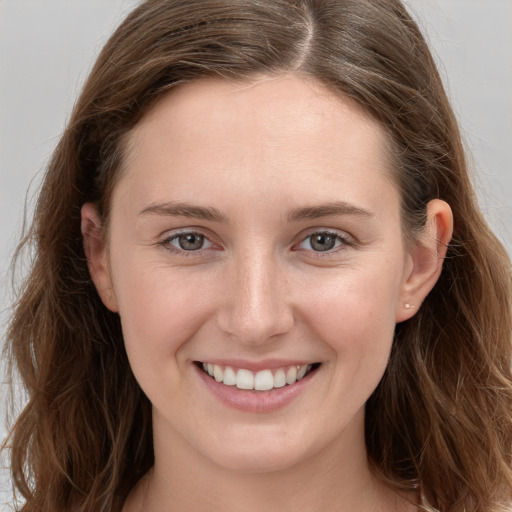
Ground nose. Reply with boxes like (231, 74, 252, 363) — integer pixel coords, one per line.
(216, 248, 294, 345)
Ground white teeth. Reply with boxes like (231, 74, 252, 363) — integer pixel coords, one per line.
(223, 366, 236, 386)
(236, 369, 254, 390)
(273, 368, 286, 388)
(213, 365, 223, 382)
(203, 363, 314, 390)
(254, 370, 274, 391)
(297, 365, 308, 380)
(286, 366, 297, 385)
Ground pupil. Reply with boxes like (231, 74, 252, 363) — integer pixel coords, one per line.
(311, 233, 335, 251)
(178, 233, 204, 251)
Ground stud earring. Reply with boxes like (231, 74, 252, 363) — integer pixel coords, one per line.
(404, 303, 415, 309)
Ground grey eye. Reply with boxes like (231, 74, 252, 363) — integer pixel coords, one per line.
(309, 233, 337, 251)
(176, 233, 205, 251)
(296, 231, 347, 253)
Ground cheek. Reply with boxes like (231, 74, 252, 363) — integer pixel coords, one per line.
(297, 262, 402, 379)
(301, 259, 403, 329)
(111, 259, 214, 377)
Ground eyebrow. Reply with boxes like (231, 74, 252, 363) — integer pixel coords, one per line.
(287, 202, 374, 222)
(139, 202, 228, 223)
(139, 200, 373, 223)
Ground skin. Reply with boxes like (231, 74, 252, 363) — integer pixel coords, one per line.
(82, 74, 453, 511)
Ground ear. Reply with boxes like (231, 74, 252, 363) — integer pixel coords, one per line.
(395, 199, 453, 322)
(81, 203, 119, 312)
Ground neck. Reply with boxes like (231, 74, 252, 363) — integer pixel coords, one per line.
(124, 410, 415, 512)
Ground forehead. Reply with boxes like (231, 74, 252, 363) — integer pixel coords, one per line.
(116, 74, 398, 217)
(125, 74, 393, 168)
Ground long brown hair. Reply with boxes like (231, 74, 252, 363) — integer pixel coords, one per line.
(4, 0, 511, 510)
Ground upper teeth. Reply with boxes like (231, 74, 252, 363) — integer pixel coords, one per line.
(202, 363, 312, 391)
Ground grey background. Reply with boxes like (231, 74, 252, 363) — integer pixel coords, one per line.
(1, 0, 511, 508)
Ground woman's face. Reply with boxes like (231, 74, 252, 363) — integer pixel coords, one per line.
(85, 75, 431, 473)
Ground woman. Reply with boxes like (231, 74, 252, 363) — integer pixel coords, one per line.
(4, 0, 511, 511)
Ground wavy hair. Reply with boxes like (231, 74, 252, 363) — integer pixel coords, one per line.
(4, 0, 511, 510)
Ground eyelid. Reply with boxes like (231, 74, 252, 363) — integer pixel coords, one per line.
(293, 229, 356, 253)
(158, 228, 220, 255)
(155, 226, 357, 257)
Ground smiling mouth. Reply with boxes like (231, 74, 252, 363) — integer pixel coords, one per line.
(196, 362, 321, 391)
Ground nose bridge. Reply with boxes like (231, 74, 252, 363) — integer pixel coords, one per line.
(217, 244, 293, 343)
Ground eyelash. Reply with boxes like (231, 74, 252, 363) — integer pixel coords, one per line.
(157, 229, 355, 256)
(294, 231, 354, 255)
(158, 231, 216, 256)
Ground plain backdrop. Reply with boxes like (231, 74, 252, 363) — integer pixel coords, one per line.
(1, 0, 511, 508)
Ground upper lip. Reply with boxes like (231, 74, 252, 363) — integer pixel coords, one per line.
(195, 359, 318, 372)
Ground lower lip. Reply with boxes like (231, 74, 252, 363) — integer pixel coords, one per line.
(194, 364, 318, 413)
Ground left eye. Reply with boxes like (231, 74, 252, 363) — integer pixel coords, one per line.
(297, 232, 346, 252)
(167, 232, 213, 251)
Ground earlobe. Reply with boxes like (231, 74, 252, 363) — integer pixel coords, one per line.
(396, 199, 453, 322)
(81, 203, 119, 312)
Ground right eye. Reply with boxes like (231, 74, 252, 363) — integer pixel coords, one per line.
(161, 231, 215, 253)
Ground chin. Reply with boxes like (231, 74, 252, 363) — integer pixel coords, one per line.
(198, 425, 318, 474)
(211, 448, 302, 474)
